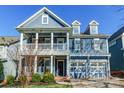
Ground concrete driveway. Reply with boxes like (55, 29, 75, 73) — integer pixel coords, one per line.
(70, 77, 124, 88)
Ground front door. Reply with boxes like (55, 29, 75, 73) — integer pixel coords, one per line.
(57, 60, 64, 76)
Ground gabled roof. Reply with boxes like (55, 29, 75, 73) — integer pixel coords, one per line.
(72, 20, 81, 25)
(89, 20, 99, 25)
(0, 36, 19, 45)
(17, 7, 70, 28)
(84, 20, 99, 34)
(109, 26, 124, 42)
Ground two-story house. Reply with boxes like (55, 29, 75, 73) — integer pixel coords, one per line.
(109, 26, 124, 72)
(16, 7, 111, 79)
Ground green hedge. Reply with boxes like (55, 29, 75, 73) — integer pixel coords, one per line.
(0, 60, 4, 76)
(7, 75, 15, 85)
(32, 73, 41, 82)
(18, 75, 27, 88)
(42, 71, 55, 84)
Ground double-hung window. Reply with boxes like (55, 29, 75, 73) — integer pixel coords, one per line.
(93, 38, 100, 51)
(74, 38, 80, 52)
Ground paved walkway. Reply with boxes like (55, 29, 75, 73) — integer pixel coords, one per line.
(70, 77, 124, 88)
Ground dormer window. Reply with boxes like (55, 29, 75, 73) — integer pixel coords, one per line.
(42, 15, 48, 24)
(72, 20, 81, 35)
(91, 25, 97, 34)
(89, 20, 99, 35)
(73, 26, 79, 34)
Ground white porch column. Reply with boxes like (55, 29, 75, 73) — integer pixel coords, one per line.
(35, 33, 38, 50)
(51, 55, 53, 73)
(106, 39, 109, 53)
(66, 55, 70, 77)
(34, 33, 38, 73)
(18, 33, 23, 76)
(66, 32, 69, 50)
(107, 57, 111, 78)
(51, 32, 53, 50)
(20, 33, 23, 51)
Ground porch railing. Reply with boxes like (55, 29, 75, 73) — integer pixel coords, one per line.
(69, 49, 110, 56)
(53, 43, 67, 50)
(22, 43, 67, 51)
(38, 43, 51, 50)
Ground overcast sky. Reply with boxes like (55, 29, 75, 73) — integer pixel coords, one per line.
(0, 5, 123, 36)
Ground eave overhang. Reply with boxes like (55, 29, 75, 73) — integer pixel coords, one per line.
(16, 27, 73, 33)
(70, 34, 110, 39)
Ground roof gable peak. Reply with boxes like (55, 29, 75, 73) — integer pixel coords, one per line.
(89, 20, 99, 25)
(17, 7, 70, 28)
(72, 20, 81, 25)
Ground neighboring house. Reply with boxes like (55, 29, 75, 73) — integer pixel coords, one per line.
(0, 36, 19, 79)
(16, 7, 111, 79)
(109, 27, 124, 71)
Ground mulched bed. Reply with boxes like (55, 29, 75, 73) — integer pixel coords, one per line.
(111, 71, 124, 78)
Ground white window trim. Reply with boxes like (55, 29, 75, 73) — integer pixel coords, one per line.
(42, 15, 49, 24)
(74, 38, 80, 50)
(122, 34, 124, 48)
(73, 26, 80, 35)
(90, 26, 98, 34)
(93, 38, 100, 51)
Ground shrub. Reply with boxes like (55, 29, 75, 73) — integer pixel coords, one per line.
(0, 61, 3, 75)
(42, 72, 55, 84)
(7, 75, 14, 85)
(32, 73, 41, 82)
(18, 75, 27, 88)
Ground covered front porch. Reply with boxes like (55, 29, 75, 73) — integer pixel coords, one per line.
(21, 55, 69, 77)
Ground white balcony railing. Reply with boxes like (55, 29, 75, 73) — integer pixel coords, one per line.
(53, 43, 67, 50)
(38, 43, 51, 50)
(23, 43, 35, 50)
(22, 43, 67, 51)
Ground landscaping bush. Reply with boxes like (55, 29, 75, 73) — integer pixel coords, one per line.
(18, 75, 27, 88)
(0, 60, 4, 81)
(42, 71, 55, 84)
(0, 61, 4, 76)
(7, 75, 15, 85)
(32, 73, 41, 82)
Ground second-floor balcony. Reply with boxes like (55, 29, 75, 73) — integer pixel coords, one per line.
(21, 43, 68, 55)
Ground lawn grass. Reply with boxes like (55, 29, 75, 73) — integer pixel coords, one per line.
(2, 83, 72, 88)
(28, 83, 72, 88)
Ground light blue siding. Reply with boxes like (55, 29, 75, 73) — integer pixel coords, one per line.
(23, 12, 65, 28)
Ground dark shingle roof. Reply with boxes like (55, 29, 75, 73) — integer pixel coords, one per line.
(0, 36, 19, 45)
(109, 26, 124, 42)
